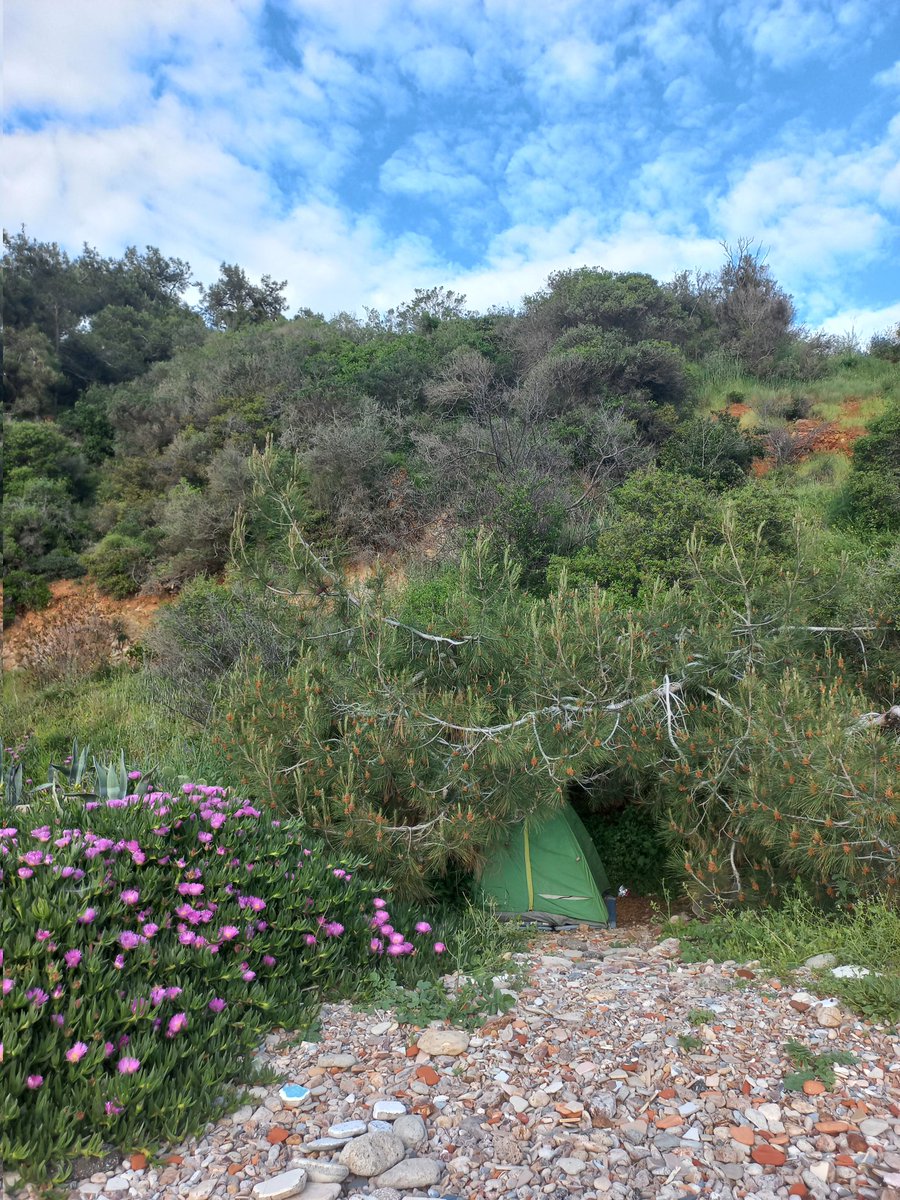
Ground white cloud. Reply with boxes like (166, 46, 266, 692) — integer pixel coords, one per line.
(720, 0, 882, 69)
(874, 60, 900, 86)
(819, 299, 900, 341)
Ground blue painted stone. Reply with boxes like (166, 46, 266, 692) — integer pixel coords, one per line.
(279, 1083, 311, 1106)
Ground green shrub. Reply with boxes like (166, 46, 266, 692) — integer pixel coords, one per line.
(580, 805, 671, 895)
(3, 571, 52, 622)
(830, 470, 900, 535)
(84, 532, 153, 598)
(661, 413, 759, 490)
(0, 784, 454, 1182)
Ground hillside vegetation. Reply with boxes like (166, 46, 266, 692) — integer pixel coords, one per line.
(3, 230, 898, 913)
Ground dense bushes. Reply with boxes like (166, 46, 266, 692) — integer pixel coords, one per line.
(162, 449, 898, 910)
(1, 784, 455, 1181)
(831, 402, 900, 534)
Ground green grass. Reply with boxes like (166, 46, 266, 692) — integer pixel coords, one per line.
(1, 667, 220, 786)
(674, 892, 900, 1024)
(694, 354, 895, 429)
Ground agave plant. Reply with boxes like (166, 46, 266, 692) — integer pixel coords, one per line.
(91, 750, 152, 800)
(43, 738, 91, 791)
(0, 744, 25, 810)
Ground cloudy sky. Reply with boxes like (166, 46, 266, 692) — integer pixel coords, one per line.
(5, 0, 900, 337)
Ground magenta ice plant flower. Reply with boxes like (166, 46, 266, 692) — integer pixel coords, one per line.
(78, 908, 97, 925)
(415, 921, 432, 934)
(66, 1041, 88, 1063)
(120, 889, 140, 905)
(64, 948, 82, 969)
(26, 1074, 43, 1089)
(208, 997, 226, 1012)
(117, 1056, 141, 1074)
(433, 942, 446, 954)
(166, 1012, 187, 1037)
(105, 1100, 125, 1115)
(35, 930, 52, 942)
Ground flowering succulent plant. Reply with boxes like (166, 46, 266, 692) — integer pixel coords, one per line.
(1, 784, 446, 1182)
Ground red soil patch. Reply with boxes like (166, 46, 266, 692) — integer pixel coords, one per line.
(726, 402, 753, 420)
(2, 578, 170, 672)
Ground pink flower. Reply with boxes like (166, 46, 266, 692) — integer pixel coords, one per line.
(118, 1056, 141, 1074)
(387, 943, 405, 956)
(370, 938, 384, 953)
(323, 922, 344, 937)
(304, 934, 317, 946)
(17, 867, 33, 879)
(64, 948, 82, 969)
(113, 954, 125, 969)
(414, 921, 432, 934)
(219, 925, 240, 941)
(373, 898, 387, 909)
(208, 997, 226, 1013)
(66, 1041, 88, 1063)
(105, 1100, 124, 1115)
(78, 908, 97, 925)
(104, 1042, 116, 1057)
(242, 969, 256, 982)
(120, 889, 140, 905)
(128, 770, 142, 780)
(166, 1012, 188, 1037)
(26, 987, 49, 1007)
(262, 954, 276, 967)
(2, 978, 14, 995)
(35, 929, 52, 942)
(26, 1074, 43, 1089)
(433, 942, 446, 954)
(142, 923, 159, 938)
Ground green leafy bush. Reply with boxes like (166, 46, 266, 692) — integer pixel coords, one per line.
(579, 805, 671, 895)
(0, 785, 452, 1181)
(84, 532, 154, 598)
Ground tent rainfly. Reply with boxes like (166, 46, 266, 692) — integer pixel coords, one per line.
(477, 803, 612, 926)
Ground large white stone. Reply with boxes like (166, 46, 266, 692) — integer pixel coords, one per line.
(339, 1131, 406, 1177)
(327, 1120, 367, 1138)
(251, 1168, 308, 1199)
(372, 1100, 407, 1121)
(317, 1053, 358, 1069)
(301, 1186, 342, 1200)
(415, 1028, 470, 1056)
(393, 1113, 428, 1148)
(372, 1158, 445, 1189)
(291, 1158, 349, 1183)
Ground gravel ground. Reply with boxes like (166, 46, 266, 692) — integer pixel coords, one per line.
(15, 925, 900, 1200)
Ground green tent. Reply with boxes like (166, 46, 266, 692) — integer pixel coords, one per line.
(477, 804, 611, 926)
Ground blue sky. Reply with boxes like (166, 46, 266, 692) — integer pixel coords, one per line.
(5, 0, 900, 338)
